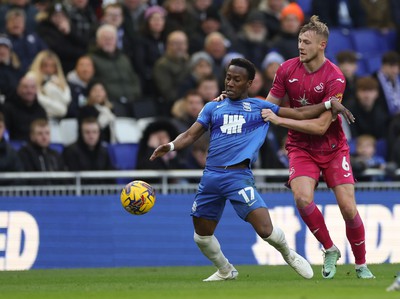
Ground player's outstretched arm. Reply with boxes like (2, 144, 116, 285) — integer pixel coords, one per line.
(263, 109, 332, 136)
(149, 122, 205, 161)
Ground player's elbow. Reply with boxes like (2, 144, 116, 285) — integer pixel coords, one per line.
(314, 125, 329, 136)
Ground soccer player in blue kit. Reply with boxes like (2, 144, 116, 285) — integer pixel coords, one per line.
(150, 58, 353, 281)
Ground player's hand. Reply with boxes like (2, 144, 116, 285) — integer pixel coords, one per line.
(212, 91, 227, 102)
(149, 144, 171, 161)
(261, 109, 279, 124)
(331, 99, 355, 124)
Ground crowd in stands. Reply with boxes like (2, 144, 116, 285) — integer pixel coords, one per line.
(0, 0, 399, 184)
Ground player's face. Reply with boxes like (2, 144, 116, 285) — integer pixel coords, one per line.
(224, 65, 252, 100)
(298, 31, 324, 63)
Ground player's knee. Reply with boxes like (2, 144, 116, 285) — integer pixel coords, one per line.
(293, 193, 312, 208)
(193, 232, 213, 246)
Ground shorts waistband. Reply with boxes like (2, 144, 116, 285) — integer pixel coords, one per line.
(216, 160, 250, 170)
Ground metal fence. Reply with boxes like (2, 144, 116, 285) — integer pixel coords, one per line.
(1, 169, 400, 196)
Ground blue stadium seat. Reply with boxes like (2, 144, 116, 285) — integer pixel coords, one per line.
(351, 29, 393, 58)
(326, 29, 354, 58)
(49, 143, 64, 154)
(364, 54, 382, 74)
(296, 0, 312, 16)
(348, 138, 387, 159)
(108, 143, 139, 170)
(9, 140, 26, 151)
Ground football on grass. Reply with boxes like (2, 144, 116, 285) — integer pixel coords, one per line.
(120, 180, 156, 215)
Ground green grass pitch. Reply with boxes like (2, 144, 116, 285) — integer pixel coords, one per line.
(0, 264, 399, 299)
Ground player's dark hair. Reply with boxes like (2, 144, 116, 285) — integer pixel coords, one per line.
(300, 15, 329, 40)
(228, 58, 256, 81)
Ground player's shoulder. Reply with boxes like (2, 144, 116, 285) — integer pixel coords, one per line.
(280, 57, 301, 69)
(325, 58, 345, 77)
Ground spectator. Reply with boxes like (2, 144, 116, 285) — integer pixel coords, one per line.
(134, 5, 167, 97)
(269, 2, 304, 60)
(64, 0, 98, 44)
(18, 118, 64, 173)
(136, 119, 185, 181)
(153, 30, 190, 115)
(311, 0, 366, 28)
(0, 0, 39, 32)
(171, 90, 205, 133)
(66, 55, 95, 118)
(187, 0, 213, 23)
(373, 51, 400, 116)
(261, 51, 285, 93)
(0, 111, 23, 173)
(196, 74, 220, 103)
(63, 117, 114, 177)
(90, 24, 142, 117)
(236, 10, 270, 69)
(78, 80, 116, 143)
(121, 0, 148, 34)
(3, 73, 47, 141)
(185, 134, 209, 170)
(203, 32, 230, 84)
(258, 0, 289, 39)
(360, 0, 395, 31)
(36, 1, 87, 73)
(248, 68, 267, 99)
(220, 0, 253, 35)
(29, 50, 72, 119)
(0, 34, 23, 102)
(336, 50, 359, 106)
(350, 134, 387, 181)
(5, 8, 48, 73)
(163, 0, 198, 36)
(347, 76, 390, 140)
(179, 51, 214, 98)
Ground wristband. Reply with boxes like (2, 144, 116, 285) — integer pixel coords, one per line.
(324, 100, 332, 110)
(168, 142, 175, 152)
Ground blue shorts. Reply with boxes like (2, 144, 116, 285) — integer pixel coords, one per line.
(190, 166, 267, 222)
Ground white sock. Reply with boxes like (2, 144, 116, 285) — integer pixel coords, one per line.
(355, 263, 366, 270)
(263, 226, 291, 257)
(194, 232, 230, 271)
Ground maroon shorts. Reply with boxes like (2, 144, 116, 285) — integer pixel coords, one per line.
(287, 146, 355, 188)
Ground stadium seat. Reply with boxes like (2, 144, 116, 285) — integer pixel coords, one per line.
(351, 29, 392, 58)
(108, 143, 139, 170)
(9, 140, 26, 151)
(364, 54, 382, 74)
(136, 117, 156, 132)
(49, 143, 64, 154)
(59, 118, 78, 146)
(296, 0, 312, 16)
(348, 138, 387, 159)
(49, 119, 63, 144)
(325, 29, 354, 59)
(114, 117, 143, 143)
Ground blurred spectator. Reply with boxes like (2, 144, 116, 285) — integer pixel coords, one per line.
(261, 51, 284, 92)
(236, 10, 270, 69)
(171, 90, 205, 133)
(203, 32, 230, 84)
(258, 0, 288, 39)
(336, 50, 359, 106)
(350, 134, 387, 181)
(179, 51, 214, 98)
(388, 115, 400, 162)
(134, 5, 167, 97)
(63, 117, 114, 175)
(163, 0, 198, 36)
(36, 1, 88, 73)
(33, 0, 52, 13)
(196, 74, 220, 102)
(189, 6, 235, 54)
(121, 0, 148, 34)
(185, 134, 209, 170)
(248, 68, 267, 98)
(29, 50, 72, 119)
(311, 0, 366, 28)
(187, 0, 213, 22)
(347, 76, 390, 140)
(153, 30, 190, 115)
(269, 2, 304, 60)
(90, 24, 142, 117)
(18, 118, 64, 172)
(220, 0, 253, 35)
(0, 111, 23, 173)
(3, 73, 47, 141)
(136, 119, 185, 176)
(0, 0, 39, 32)
(66, 55, 95, 118)
(64, 0, 98, 44)
(360, 0, 395, 31)
(101, 2, 137, 67)
(78, 80, 116, 143)
(373, 51, 400, 117)
(0, 34, 23, 102)
(5, 8, 47, 73)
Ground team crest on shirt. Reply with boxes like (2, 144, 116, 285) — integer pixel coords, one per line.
(314, 83, 324, 93)
(330, 93, 343, 103)
(243, 102, 251, 111)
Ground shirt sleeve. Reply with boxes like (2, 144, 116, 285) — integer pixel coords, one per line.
(269, 64, 287, 100)
(323, 74, 346, 103)
(196, 102, 213, 129)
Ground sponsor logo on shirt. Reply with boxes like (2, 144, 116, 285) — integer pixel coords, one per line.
(220, 115, 246, 134)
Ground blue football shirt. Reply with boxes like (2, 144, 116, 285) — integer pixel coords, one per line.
(196, 97, 280, 168)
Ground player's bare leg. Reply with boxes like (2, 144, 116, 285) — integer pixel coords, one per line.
(193, 217, 238, 281)
(247, 208, 313, 279)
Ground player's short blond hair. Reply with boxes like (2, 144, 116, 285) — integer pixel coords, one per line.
(300, 15, 329, 40)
